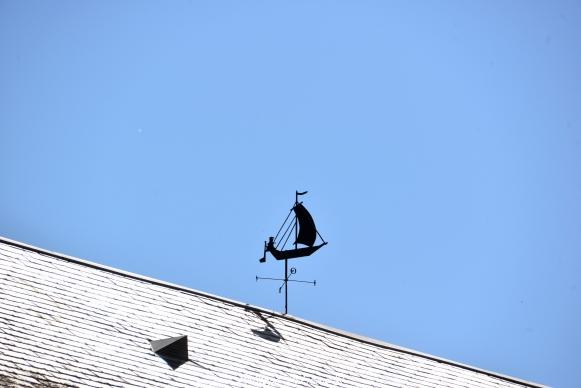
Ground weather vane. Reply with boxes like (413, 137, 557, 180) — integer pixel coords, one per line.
(256, 190, 327, 314)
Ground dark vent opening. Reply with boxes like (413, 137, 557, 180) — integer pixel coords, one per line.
(150, 335, 188, 369)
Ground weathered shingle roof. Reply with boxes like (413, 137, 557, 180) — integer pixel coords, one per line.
(0, 237, 546, 388)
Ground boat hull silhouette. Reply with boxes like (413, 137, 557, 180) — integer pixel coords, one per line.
(266, 239, 327, 261)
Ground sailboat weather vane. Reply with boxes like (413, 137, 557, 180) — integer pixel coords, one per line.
(256, 191, 327, 314)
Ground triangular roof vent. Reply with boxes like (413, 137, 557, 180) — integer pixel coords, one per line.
(149, 335, 188, 369)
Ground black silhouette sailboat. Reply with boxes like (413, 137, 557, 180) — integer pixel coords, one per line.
(257, 191, 326, 314)
(260, 192, 327, 263)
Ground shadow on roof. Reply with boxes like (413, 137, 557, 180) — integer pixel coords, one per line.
(163, 357, 189, 370)
(248, 309, 285, 343)
(251, 326, 282, 342)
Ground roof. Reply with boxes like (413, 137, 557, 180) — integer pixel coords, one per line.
(0, 236, 546, 388)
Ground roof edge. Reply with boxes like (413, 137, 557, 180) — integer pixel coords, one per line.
(0, 235, 547, 388)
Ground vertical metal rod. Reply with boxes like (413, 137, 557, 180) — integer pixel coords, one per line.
(286, 191, 299, 314)
(294, 191, 299, 252)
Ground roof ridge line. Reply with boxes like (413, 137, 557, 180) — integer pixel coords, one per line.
(0, 235, 546, 388)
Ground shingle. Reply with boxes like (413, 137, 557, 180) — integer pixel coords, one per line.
(0, 238, 546, 388)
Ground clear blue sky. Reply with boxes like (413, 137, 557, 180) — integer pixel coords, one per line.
(1, 1, 580, 387)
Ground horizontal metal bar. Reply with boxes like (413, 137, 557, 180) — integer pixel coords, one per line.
(256, 276, 315, 284)
(288, 279, 316, 284)
(256, 276, 285, 282)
